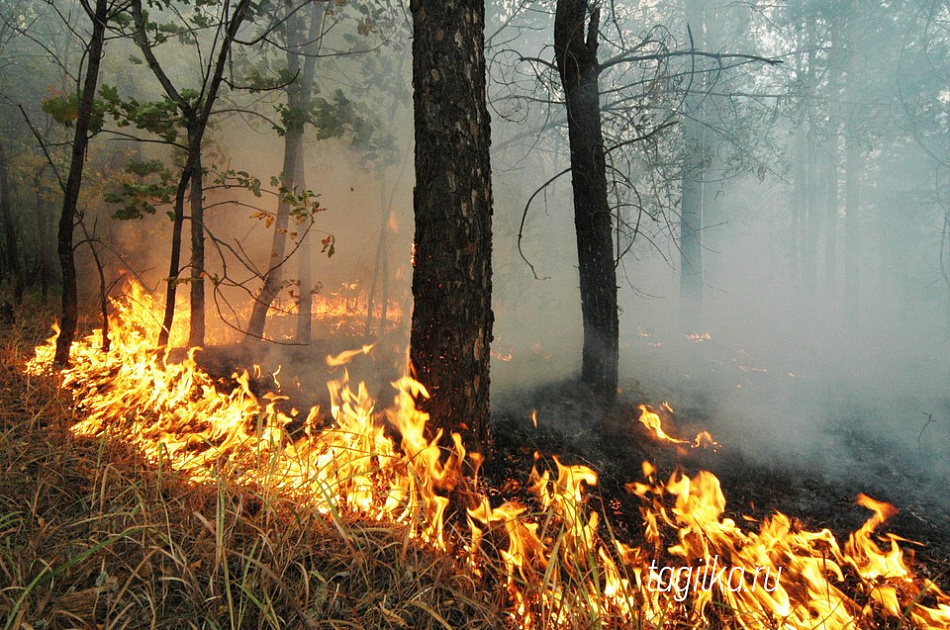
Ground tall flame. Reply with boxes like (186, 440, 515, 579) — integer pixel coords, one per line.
(26, 282, 950, 629)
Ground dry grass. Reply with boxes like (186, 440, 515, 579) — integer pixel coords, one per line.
(0, 305, 504, 630)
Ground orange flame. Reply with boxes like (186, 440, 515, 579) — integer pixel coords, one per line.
(637, 403, 720, 450)
(26, 282, 950, 629)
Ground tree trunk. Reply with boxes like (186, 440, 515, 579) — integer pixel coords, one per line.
(409, 0, 494, 454)
(679, 0, 705, 331)
(843, 9, 861, 330)
(157, 148, 192, 348)
(246, 0, 324, 341)
(144, 0, 252, 348)
(365, 166, 389, 338)
(0, 138, 22, 305)
(35, 170, 52, 298)
(246, 129, 302, 339)
(295, 197, 312, 342)
(54, 0, 108, 365)
(188, 150, 205, 347)
(554, 0, 618, 402)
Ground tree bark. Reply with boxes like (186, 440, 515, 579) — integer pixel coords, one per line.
(54, 0, 109, 365)
(188, 148, 205, 346)
(247, 0, 324, 341)
(132, 0, 253, 348)
(295, 167, 313, 343)
(554, 0, 618, 402)
(409, 0, 494, 454)
(0, 138, 22, 305)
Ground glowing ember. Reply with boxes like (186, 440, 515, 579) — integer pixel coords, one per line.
(26, 283, 950, 629)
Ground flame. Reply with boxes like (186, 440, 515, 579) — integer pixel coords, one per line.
(326, 343, 375, 367)
(637, 403, 720, 450)
(26, 282, 950, 629)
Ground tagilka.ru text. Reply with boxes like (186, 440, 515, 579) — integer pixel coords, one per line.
(647, 556, 782, 601)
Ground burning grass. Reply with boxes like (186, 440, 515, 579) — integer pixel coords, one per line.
(8, 285, 950, 629)
(0, 320, 498, 629)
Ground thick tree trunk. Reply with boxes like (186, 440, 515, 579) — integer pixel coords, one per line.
(554, 0, 618, 402)
(188, 151, 205, 347)
(409, 0, 494, 454)
(54, 0, 108, 365)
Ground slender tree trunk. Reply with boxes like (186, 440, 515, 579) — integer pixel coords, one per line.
(0, 138, 21, 304)
(843, 10, 861, 330)
(554, 0, 618, 402)
(680, 115, 704, 330)
(188, 150, 205, 346)
(679, 0, 705, 330)
(804, 130, 819, 296)
(365, 166, 388, 338)
(803, 19, 819, 297)
(141, 0, 252, 348)
(409, 0, 494, 453)
(246, 131, 301, 339)
(35, 171, 52, 298)
(54, 0, 108, 365)
(295, 188, 312, 342)
(823, 28, 841, 296)
(844, 131, 861, 326)
(158, 151, 192, 348)
(247, 0, 324, 341)
(823, 148, 838, 288)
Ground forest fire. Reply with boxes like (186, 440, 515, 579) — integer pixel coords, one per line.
(26, 285, 950, 629)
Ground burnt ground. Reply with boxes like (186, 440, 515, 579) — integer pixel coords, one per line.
(487, 380, 950, 593)
(192, 342, 950, 594)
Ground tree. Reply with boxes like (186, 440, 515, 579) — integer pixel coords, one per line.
(54, 0, 113, 365)
(409, 0, 494, 455)
(553, 0, 619, 402)
(244, 0, 326, 342)
(125, 0, 253, 348)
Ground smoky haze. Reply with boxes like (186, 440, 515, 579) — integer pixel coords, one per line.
(4, 0, 949, 509)
(485, 0, 950, 509)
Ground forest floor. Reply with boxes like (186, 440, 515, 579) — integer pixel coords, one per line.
(2, 299, 949, 628)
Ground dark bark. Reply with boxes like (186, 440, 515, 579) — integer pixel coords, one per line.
(188, 150, 205, 347)
(34, 170, 53, 298)
(554, 0, 618, 402)
(129, 0, 253, 348)
(409, 0, 494, 455)
(54, 0, 109, 366)
(0, 138, 22, 304)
